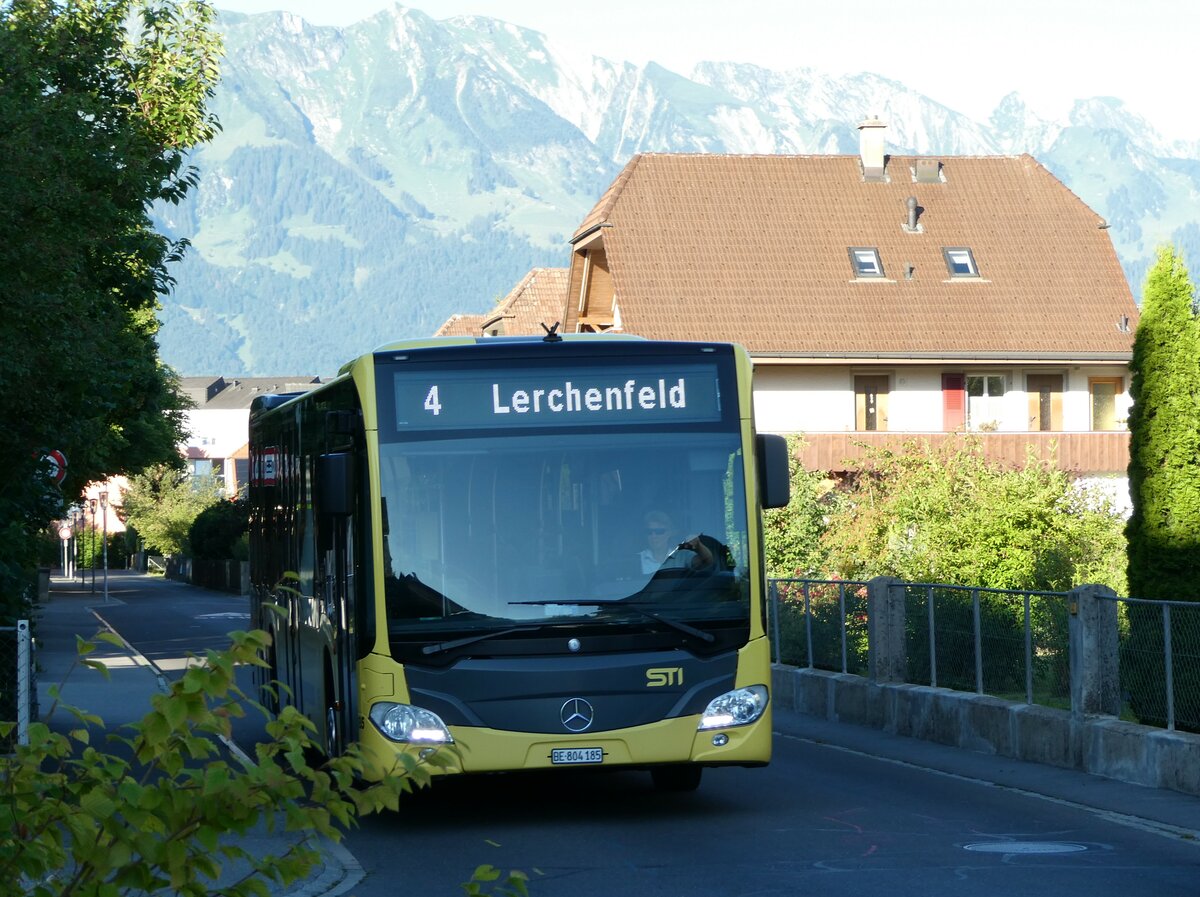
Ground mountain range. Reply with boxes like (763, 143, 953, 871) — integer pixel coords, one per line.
(153, 4, 1200, 376)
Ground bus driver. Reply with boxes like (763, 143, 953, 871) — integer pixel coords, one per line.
(639, 510, 715, 575)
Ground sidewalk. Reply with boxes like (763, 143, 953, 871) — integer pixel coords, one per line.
(34, 572, 362, 897)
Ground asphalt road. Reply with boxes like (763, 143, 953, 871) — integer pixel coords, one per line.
(92, 573, 1200, 897)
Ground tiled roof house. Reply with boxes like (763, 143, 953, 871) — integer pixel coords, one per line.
(436, 268, 570, 337)
(559, 119, 1139, 483)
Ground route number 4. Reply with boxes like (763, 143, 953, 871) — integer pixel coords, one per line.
(424, 385, 442, 416)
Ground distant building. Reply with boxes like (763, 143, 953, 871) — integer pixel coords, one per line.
(179, 376, 323, 495)
(435, 268, 570, 337)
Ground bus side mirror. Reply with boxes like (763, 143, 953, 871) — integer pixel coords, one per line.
(317, 452, 354, 517)
(756, 434, 790, 509)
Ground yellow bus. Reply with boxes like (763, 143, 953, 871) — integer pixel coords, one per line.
(248, 335, 789, 791)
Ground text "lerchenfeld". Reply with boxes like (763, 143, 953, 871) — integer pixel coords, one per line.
(492, 378, 688, 415)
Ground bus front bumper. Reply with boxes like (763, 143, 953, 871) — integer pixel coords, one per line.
(355, 703, 772, 782)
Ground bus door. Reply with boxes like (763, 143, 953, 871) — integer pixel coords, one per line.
(318, 450, 356, 754)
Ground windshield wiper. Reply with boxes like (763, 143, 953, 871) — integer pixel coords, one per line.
(510, 599, 716, 644)
(421, 625, 543, 656)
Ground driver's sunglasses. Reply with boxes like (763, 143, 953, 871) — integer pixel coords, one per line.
(646, 527, 667, 535)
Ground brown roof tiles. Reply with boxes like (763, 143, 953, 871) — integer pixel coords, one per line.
(434, 268, 570, 338)
(567, 153, 1138, 357)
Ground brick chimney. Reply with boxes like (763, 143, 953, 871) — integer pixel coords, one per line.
(858, 116, 887, 181)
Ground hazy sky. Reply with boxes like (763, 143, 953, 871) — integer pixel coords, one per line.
(216, 0, 1198, 141)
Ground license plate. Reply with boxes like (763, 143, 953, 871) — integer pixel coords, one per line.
(551, 747, 604, 765)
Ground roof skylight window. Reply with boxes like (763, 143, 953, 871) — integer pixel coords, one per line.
(943, 247, 979, 277)
(849, 247, 884, 278)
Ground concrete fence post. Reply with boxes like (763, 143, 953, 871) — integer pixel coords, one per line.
(1068, 584, 1120, 717)
(868, 576, 907, 684)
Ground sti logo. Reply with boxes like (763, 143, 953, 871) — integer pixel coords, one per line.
(646, 667, 684, 687)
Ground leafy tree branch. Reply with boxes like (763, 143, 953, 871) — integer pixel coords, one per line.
(1, 629, 469, 897)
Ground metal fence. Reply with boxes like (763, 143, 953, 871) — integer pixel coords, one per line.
(767, 579, 1200, 732)
(1113, 595, 1200, 732)
(769, 579, 870, 676)
(1, 620, 32, 752)
(900, 584, 1070, 708)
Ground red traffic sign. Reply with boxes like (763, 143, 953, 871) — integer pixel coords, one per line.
(43, 450, 67, 485)
(58, 525, 72, 541)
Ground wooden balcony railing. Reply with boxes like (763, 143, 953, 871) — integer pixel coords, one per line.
(795, 431, 1130, 475)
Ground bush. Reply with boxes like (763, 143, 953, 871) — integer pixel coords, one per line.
(763, 436, 839, 579)
(189, 498, 249, 561)
(75, 533, 129, 572)
(121, 466, 223, 557)
(820, 437, 1127, 593)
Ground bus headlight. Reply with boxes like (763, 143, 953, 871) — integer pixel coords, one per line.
(369, 702, 455, 744)
(698, 685, 768, 730)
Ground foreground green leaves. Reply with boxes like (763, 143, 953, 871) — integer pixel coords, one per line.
(0, 628, 526, 897)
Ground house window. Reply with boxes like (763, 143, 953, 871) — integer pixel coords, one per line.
(966, 374, 1005, 430)
(234, 458, 250, 495)
(1026, 374, 1063, 431)
(849, 247, 884, 278)
(943, 247, 979, 277)
(1090, 377, 1124, 431)
(855, 375, 889, 431)
(187, 458, 223, 486)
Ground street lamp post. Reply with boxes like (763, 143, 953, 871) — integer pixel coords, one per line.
(78, 509, 86, 586)
(59, 524, 69, 579)
(74, 510, 83, 585)
(99, 490, 109, 603)
(89, 498, 97, 593)
(68, 519, 75, 579)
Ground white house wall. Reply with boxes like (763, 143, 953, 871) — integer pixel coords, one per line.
(182, 408, 251, 495)
(753, 367, 850, 431)
(183, 408, 250, 458)
(751, 363, 1131, 434)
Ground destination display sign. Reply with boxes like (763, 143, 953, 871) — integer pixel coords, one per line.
(391, 363, 723, 432)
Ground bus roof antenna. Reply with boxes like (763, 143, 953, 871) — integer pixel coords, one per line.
(541, 321, 563, 342)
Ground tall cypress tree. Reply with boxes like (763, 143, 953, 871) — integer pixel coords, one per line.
(1124, 245, 1200, 730)
(1126, 245, 1200, 599)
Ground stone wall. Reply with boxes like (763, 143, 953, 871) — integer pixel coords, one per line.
(771, 577, 1200, 795)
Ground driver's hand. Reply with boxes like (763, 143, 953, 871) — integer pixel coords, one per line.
(680, 535, 711, 566)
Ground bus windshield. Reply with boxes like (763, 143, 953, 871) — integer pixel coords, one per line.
(377, 429, 751, 661)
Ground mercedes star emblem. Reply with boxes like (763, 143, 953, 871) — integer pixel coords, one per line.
(560, 697, 594, 732)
